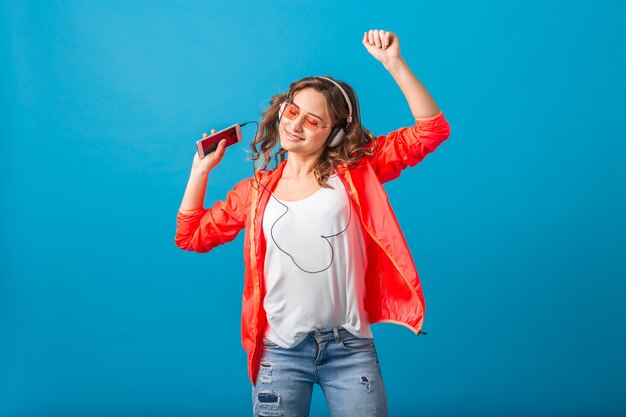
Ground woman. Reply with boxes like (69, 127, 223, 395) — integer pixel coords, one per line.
(175, 29, 451, 417)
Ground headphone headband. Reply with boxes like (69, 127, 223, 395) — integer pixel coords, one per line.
(317, 76, 353, 125)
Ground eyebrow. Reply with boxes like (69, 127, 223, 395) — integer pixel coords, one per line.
(290, 101, 325, 122)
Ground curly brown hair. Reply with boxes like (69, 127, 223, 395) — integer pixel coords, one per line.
(249, 76, 377, 187)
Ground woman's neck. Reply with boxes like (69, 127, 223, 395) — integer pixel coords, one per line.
(284, 153, 320, 181)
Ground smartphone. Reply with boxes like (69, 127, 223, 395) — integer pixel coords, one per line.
(196, 124, 242, 158)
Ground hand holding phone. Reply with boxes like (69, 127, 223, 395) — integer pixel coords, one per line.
(190, 130, 225, 175)
(196, 124, 242, 158)
(190, 123, 243, 176)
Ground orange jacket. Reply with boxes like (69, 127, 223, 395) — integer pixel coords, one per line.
(175, 111, 451, 384)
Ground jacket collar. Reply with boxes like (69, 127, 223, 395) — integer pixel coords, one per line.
(252, 159, 358, 207)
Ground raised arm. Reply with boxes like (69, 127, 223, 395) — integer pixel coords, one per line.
(362, 29, 441, 119)
(179, 129, 227, 213)
(175, 130, 247, 253)
(362, 29, 451, 183)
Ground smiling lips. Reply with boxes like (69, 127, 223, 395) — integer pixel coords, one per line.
(285, 129, 305, 141)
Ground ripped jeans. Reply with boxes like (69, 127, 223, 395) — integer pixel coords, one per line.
(252, 326, 388, 417)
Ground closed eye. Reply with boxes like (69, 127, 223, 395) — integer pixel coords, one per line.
(304, 116, 321, 127)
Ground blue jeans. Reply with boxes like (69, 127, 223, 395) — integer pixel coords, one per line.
(252, 326, 388, 417)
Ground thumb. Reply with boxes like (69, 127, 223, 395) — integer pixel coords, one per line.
(215, 139, 227, 159)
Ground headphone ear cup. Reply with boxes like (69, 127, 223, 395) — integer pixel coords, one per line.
(278, 102, 286, 120)
(327, 128, 345, 148)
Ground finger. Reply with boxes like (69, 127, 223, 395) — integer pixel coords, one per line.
(384, 31, 391, 49)
(211, 129, 217, 134)
(368, 30, 374, 45)
(374, 30, 382, 48)
(203, 132, 209, 137)
(215, 139, 227, 158)
(362, 31, 368, 44)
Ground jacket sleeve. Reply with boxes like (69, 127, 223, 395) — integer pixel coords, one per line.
(366, 111, 451, 183)
(174, 178, 250, 253)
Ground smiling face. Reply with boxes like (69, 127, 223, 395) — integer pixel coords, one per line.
(278, 87, 334, 158)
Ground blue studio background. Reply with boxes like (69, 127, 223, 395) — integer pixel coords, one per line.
(2, 1, 625, 416)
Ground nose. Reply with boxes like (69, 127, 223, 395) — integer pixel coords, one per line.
(290, 115, 305, 132)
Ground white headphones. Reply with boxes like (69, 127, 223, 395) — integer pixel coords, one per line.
(278, 76, 353, 148)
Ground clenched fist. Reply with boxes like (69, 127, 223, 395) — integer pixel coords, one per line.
(362, 29, 402, 67)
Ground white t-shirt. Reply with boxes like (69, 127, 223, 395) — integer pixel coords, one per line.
(262, 174, 372, 348)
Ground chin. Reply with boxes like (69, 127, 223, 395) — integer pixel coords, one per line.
(278, 135, 292, 149)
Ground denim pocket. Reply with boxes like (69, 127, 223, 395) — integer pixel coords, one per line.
(339, 333, 375, 351)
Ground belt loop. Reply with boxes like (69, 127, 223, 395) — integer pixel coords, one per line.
(333, 327, 340, 343)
